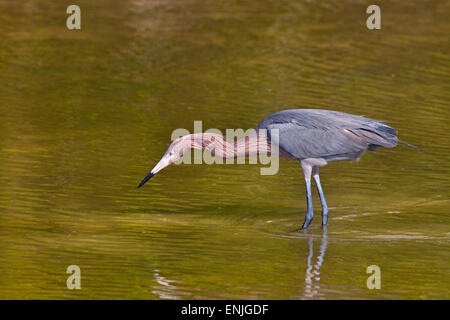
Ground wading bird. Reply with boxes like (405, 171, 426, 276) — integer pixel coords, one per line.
(138, 109, 398, 229)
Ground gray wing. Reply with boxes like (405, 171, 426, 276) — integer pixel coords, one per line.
(264, 123, 367, 160)
(257, 109, 397, 161)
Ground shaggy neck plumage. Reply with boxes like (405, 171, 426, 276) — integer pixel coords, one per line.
(184, 131, 271, 159)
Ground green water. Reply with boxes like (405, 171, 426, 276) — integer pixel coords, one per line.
(0, 0, 449, 299)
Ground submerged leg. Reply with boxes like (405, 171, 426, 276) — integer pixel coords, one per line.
(300, 161, 313, 229)
(312, 166, 329, 226)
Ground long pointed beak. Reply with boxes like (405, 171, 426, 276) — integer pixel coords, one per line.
(138, 172, 154, 189)
(137, 157, 171, 188)
(137, 172, 154, 188)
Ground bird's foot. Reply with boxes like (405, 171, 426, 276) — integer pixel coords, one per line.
(301, 222, 311, 229)
(302, 210, 314, 229)
(321, 208, 329, 226)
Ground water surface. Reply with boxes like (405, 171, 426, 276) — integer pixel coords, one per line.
(0, 0, 449, 299)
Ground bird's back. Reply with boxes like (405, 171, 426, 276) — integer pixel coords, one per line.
(256, 109, 397, 161)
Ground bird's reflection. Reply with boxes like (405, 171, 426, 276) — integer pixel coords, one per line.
(152, 269, 179, 299)
(303, 227, 328, 299)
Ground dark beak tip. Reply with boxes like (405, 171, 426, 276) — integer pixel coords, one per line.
(137, 172, 154, 189)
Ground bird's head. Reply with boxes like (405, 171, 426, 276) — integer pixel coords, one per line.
(137, 136, 190, 188)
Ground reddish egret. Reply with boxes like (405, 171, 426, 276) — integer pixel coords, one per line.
(138, 109, 398, 229)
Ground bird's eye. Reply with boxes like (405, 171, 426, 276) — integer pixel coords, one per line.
(169, 152, 174, 156)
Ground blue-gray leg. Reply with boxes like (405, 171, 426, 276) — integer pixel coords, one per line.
(302, 179, 314, 229)
(313, 167, 328, 226)
(301, 161, 314, 229)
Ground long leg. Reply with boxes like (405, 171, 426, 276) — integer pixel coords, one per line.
(300, 160, 313, 229)
(312, 166, 329, 226)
